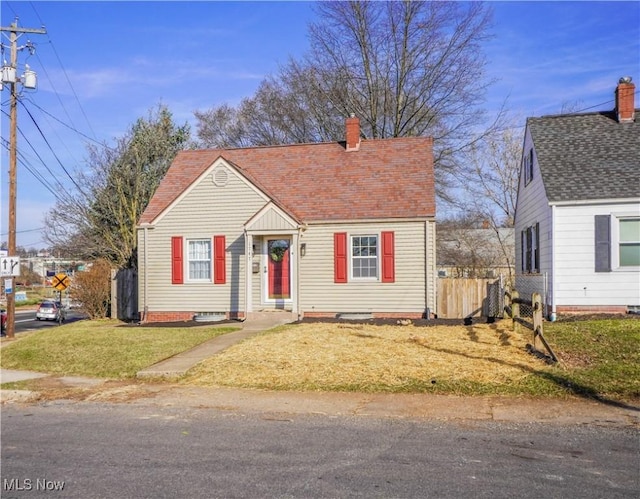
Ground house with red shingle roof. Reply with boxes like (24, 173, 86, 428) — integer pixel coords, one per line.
(137, 116, 436, 322)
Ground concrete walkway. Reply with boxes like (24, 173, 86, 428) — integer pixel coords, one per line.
(136, 313, 296, 378)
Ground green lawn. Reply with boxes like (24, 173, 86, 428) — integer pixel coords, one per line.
(1, 316, 638, 401)
(0, 319, 238, 378)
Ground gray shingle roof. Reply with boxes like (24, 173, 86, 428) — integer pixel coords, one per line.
(527, 110, 640, 202)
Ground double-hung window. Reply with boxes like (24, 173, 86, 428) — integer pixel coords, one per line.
(351, 235, 378, 279)
(188, 239, 212, 281)
(619, 218, 640, 267)
(334, 231, 394, 283)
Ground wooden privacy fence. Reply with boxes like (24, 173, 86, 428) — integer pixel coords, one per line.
(437, 278, 503, 319)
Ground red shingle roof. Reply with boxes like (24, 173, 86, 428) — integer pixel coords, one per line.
(139, 137, 435, 225)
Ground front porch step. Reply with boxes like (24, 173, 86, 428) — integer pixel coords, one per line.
(245, 310, 298, 326)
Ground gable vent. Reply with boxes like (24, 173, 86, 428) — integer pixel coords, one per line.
(212, 167, 229, 187)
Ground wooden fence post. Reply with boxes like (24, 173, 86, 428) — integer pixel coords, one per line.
(511, 290, 519, 332)
(503, 288, 511, 320)
(532, 292, 543, 349)
(532, 292, 558, 362)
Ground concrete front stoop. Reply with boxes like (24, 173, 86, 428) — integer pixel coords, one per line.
(245, 310, 298, 327)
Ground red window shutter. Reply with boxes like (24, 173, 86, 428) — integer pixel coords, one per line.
(381, 231, 395, 283)
(171, 236, 183, 284)
(214, 235, 226, 284)
(334, 232, 348, 283)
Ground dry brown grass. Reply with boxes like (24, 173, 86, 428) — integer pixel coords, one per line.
(185, 322, 549, 392)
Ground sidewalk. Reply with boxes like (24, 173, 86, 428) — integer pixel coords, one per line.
(1, 314, 639, 426)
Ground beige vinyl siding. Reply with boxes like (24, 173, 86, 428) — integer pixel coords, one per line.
(139, 165, 267, 313)
(249, 207, 297, 231)
(425, 220, 436, 314)
(299, 221, 431, 314)
(251, 245, 262, 309)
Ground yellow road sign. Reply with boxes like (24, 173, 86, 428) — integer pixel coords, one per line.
(52, 273, 71, 291)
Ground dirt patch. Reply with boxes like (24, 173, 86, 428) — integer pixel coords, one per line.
(185, 320, 548, 391)
(12, 377, 166, 404)
(299, 316, 496, 327)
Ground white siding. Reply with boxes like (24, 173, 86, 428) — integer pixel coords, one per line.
(298, 221, 432, 315)
(139, 166, 268, 313)
(514, 128, 553, 302)
(514, 127, 640, 309)
(554, 203, 640, 307)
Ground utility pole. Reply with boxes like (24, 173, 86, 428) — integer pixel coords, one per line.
(1, 20, 46, 339)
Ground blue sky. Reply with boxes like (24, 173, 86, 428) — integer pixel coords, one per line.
(1, 1, 639, 250)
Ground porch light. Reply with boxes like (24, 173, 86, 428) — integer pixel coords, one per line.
(300, 243, 306, 257)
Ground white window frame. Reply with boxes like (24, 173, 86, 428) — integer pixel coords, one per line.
(187, 238, 212, 281)
(350, 234, 379, 280)
(612, 215, 640, 270)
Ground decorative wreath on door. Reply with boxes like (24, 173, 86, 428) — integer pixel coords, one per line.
(269, 245, 287, 262)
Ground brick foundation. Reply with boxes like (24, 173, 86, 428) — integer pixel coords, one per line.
(142, 311, 195, 323)
(555, 305, 629, 315)
(302, 311, 430, 320)
(142, 311, 245, 323)
(143, 310, 430, 323)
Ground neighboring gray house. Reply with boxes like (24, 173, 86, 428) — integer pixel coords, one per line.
(515, 77, 640, 315)
(137, 117, 437, 322)
(437, 226, 515, 281)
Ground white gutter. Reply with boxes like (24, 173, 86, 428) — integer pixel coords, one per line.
(550, 205, 556, 316)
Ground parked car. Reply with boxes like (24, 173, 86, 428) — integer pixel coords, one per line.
(35, 301, 66, 322)
(1, 308, 6, 335)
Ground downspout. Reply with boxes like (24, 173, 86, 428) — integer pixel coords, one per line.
(242, 230, 249, 322)
(426, 220, 433, 319)
(550, 205, 557, 319)
(296, 230, 301, 320)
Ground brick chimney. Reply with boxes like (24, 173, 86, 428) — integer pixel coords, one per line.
(615, 76, 635, 123)
(345, 114, 361, 151)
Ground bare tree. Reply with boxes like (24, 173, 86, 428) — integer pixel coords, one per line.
(195, 1, 499, 199)
(447, 122, 522, 282)
(44, 105, 190, 269)
(460, 125, 521, 227)
(436, 215, 515, 280)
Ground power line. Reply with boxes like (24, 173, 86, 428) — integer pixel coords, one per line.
(29, 1, 98, 141)
(22, 96, 107, 147)
(0, 136, 63, 201)
(0, 227, 45, 236)
(18, 99, 86, 195)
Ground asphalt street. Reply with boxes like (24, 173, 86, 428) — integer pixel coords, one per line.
(2, 402, 638, 498)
